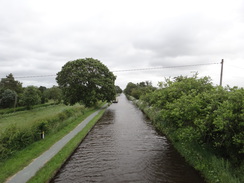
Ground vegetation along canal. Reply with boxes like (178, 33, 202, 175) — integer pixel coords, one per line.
(51, 94, 205, 183)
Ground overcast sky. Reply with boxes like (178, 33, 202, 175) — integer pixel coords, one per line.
(0, 0, 243, 89)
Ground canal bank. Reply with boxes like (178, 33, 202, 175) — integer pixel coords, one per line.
(52, 94, 205, 183)
(6, 105, 107, 183)
(129, 95, 242, 183)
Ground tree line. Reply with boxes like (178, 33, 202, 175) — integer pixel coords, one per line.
(0, 73, 62, 110)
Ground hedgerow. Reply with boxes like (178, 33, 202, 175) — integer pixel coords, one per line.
(139, 76, 244, 163)
(126, 75, 244, 182)
(0, 106, 84, 160)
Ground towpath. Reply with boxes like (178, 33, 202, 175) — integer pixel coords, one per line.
(6, 105, 107, 183)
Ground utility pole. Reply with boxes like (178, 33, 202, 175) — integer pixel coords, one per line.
(220, 59, 224, 86)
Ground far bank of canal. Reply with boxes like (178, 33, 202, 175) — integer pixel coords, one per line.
(51, 94, 205, 183)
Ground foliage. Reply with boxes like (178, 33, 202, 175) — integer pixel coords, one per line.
(0, 105, 84, 161)
(124, 82, 137, 96)
(0, 89, 17, 108)
(56, 58, 116, 107)
(127, 75, 244, 182)
(0, 74, 63, 110)
(0, 105, 103, 183)
(142, 76, 244, 162)
(38, 86, 48, 104)
(115, 85, 123, 94)
(20, 86, 41, 109)
(0, 102, 56, 115)
(44, 86, 62, 104)
(124, 81, 156, 99)
(0, 73, 23, 95)
(0, 74, 23, 109)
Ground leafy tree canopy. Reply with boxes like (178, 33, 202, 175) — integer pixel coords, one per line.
(44, 86, 62, 103)
(0, 89, 17, 108)
(0, 73, 23, 94)
(21, 86, 41, 109)
(115, 85, 123, 94)
(56, 58, 116, 107)
(124, 81, 156, 99)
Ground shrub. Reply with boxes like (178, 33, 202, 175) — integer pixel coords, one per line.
(139, 76, 244, 163)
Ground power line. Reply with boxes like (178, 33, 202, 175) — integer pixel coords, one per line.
(1, 62, 219, 79)
(14, 75, 56, 79)
(112, 63, 219, 72)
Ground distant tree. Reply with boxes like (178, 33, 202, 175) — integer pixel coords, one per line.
(38, 86, 47, 93)
(0, 89, 17, 108)
(124, 81, 156, 99)
(21, 86, 41, 109)
(45, 86, 62, 103)
(0, 73, 23, 94)
(124, 82, 137, 95)
(115, 85, 123, 94)
(38, 86, 47, 104)
(56, 58, 116, 107)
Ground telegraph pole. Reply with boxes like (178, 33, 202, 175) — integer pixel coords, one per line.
(220, 59, 224, 86)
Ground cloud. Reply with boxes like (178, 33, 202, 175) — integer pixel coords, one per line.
(0, 0, 243, 89)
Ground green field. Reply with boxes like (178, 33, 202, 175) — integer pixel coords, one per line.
(0, 104, 80, 132)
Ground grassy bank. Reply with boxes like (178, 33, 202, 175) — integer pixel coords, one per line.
(0, 104, 105, 183)
(27, 109, 106, 183)
(129, 96, 243, 183)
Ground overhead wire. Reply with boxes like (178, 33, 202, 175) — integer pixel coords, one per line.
(111, 62, 219, 72)
(1, 62, 220, 79)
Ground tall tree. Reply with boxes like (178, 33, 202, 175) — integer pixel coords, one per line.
(0, 89, 17, 108)
(21, 86, 41, 109)
(56, 58, 116, 107)
(39, 86, 47, 104)
(124, 82, 137, 96)
(0, 73, 23, 94)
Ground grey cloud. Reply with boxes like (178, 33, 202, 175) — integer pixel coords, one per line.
(0, 0, 243, 88)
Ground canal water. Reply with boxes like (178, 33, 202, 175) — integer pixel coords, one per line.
(51, 94, 205, 183)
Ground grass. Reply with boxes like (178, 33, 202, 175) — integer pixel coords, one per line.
(0, 104, 80, 132)
(27, 109, 106, 183)
(0, 105, 105, 183)
(171, 136, 243, 183)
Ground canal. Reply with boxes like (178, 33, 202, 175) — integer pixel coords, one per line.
(51, 94, 205, 183)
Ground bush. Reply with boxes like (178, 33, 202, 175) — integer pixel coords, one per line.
(138, 76, 244, 162)
(20, 86, 41, 109)
(127, 75, 244, 182)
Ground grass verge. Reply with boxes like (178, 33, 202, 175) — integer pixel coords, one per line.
(0, 105, 105, 183)
(157, 124, 243, 183)
(27, 109, 106, 183)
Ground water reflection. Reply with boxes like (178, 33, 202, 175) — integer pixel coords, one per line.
(52, 94, 205, 183)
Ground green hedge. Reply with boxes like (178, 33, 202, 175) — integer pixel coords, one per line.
(0, 106, 84, 160)
(140, 76, 244, 163)
(0, 103, 56, 115)
(128, 75, 244, 182)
